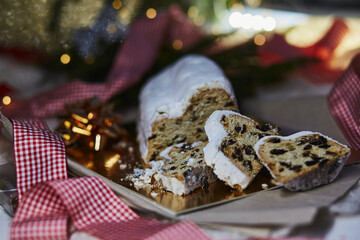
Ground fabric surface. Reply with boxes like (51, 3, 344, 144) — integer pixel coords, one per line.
(12, 119, 68, 201)
(11, 176, 209, 240)
(10, 118, 209, 240)
(328, 54, 360, 151)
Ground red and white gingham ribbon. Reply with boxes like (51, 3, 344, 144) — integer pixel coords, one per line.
(328, 54, 360, 151)
(10, 119, 209, 239)
(11, 176, 207, 240)
(12, 119, 67, 201)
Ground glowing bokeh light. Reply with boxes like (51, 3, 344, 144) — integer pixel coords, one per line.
(112, 0, 122, 9)
(188, 6, 199, 18)
(229, 12, 243, 28)
(62, 134, 71, 141)
(94, 134, 101, 151)
(252, 15, 265, 30)
(229, 11, 277, 31)
(64, 120, 71, 129)
(254, 33, 266, 46)
(2, 96, 11, 105)
(60, 54, 71, 64)
(172, 39, 183, 50)
(263, 16, 276, 31)
(105, 154, 121, 168)
(146, 8, 157, 19)
(194, 15, 205, 26)
(241, 13, 253, 29)
(245, 0, 262, 8)
(87, 112, 94, 120)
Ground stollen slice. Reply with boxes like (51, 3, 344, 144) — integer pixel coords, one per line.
(204, 110, 278, 190)
(254, 131, 351, 191)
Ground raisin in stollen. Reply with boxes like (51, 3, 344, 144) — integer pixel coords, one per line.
(254, 131, 351, 191)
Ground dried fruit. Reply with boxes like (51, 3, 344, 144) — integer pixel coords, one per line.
(234, 147, 242, 155)
(290, 165, 302, 172)
(148, 134, 157, 140)
(241, 124, 247, 134)
(270, 149, 288, 155)
(303, 144, 312, 150)
(245, 145, 255, 155)
(326, 151, 336, 155)
(280, 161, 292, 168)
(318, 159, 329, 167)
(268, 138, 281, 143)
(319, 144, 331, 149)
(224, 101, 234, 107)
(305, 160, 319, 166)
(302, 151, 310, 157)
(242, 160, 253, 171)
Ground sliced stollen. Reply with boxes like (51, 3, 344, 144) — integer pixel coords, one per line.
(138, 54, 238, 163)
(158, 141, 217, 196)
(254, 131, 351, 191)
(131, 141, 217, 196)
(204, 110, 278, 190)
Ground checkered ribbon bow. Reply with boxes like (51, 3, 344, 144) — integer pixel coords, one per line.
(9, 119, 209, 239)
(328, 54, 360, 151)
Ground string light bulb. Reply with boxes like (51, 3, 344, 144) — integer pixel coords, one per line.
(94, 134, 102, 151)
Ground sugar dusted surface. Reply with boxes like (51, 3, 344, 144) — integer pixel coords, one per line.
(158, 175, 187, 195)
(132, 161, 164, 188)
(204, 110, 251, 189)
(138, 55, 236, 160)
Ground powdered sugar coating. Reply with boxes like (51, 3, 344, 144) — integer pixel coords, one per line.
(132, 161, 164, 188)
(137, 55, 236, 160)
(158, 175, 188, 195)
(203, 110, 252, 189)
